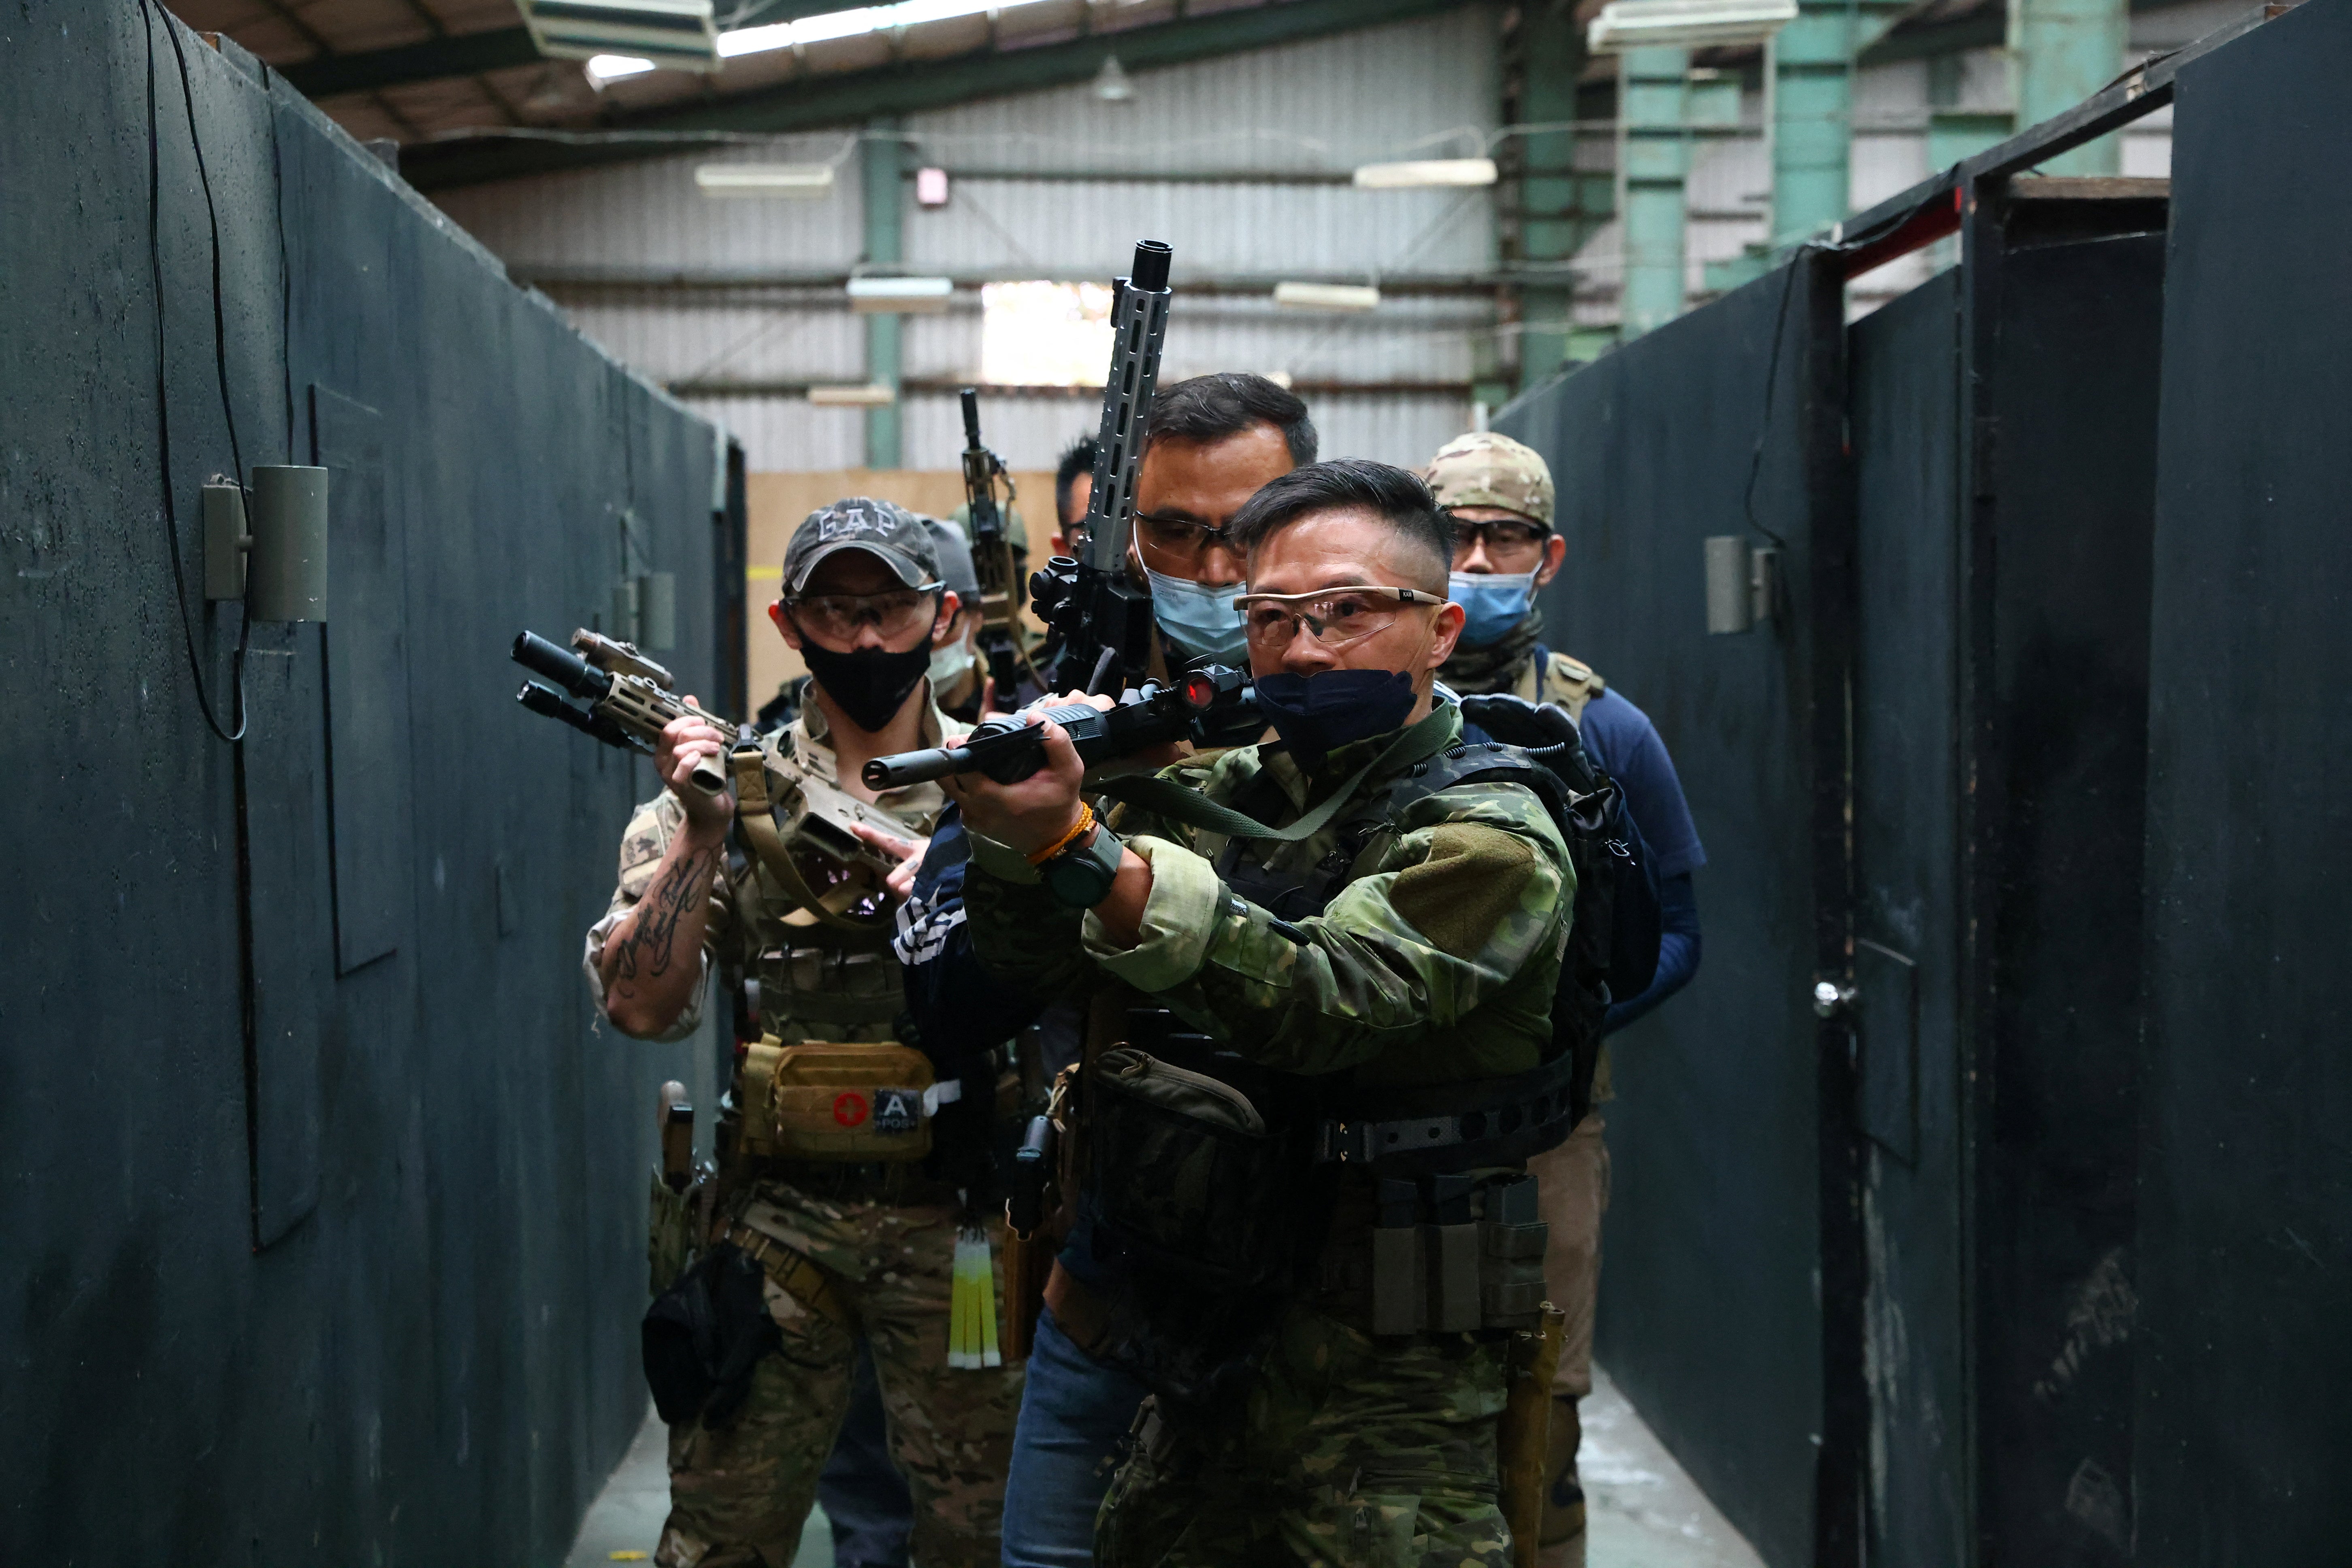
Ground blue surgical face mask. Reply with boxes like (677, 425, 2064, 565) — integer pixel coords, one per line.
(1449, 569, 1539, 649)
(1145, 566, 1250, 664)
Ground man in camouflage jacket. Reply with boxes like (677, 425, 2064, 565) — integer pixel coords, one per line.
(948, 460, 1575, 1568)
(586, 499, 1020, 1568)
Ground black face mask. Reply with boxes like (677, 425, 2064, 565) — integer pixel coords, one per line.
(1252, 669, 1419, 767)
(801, 641, 933, 733)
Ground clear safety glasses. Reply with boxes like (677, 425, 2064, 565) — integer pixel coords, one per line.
(1233, 585, 1447, 652)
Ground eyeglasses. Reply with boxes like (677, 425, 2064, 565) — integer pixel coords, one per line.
(1449, 516, 1553, 566)
(782, 584, 941, 642)
(1135, 511, 1240, 563)
(1234, 586, 1447, 652)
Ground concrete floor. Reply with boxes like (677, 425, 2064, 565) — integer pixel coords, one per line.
(564, 1367, 1763, 1568)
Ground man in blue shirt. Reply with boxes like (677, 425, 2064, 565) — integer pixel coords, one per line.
(1425, 430, 1704, 1568)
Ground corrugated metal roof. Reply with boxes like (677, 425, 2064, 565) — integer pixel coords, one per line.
(429, 10, 1503, 469)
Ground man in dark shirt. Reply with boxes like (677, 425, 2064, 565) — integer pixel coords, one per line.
(891, 376, 1317, 1568)
(1427, 429, 1705, 1568)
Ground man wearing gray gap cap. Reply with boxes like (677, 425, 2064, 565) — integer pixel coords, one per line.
(587, 496, 1021, 1568)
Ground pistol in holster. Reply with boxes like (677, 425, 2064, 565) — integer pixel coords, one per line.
(649, 1081, 717, 1296)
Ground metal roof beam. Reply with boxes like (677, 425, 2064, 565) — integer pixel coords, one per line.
(404, 0, 1477, 190)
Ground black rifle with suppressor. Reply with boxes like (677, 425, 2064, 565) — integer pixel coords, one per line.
(863, 665, 1258, 790)
(1029, 240, 1173, 697)
(959, 388, 1035, 698)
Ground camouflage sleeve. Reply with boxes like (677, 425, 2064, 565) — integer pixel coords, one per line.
(581, 789, 735, 1042)
(961, 758, 1211, 1001)
(1079, 780, 1574, 1077)
(961, 828, 1090, 1000)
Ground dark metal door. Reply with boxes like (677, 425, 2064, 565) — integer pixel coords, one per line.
(1848, 267, 1972, 1567)
(1964, 211, 2166, 1568)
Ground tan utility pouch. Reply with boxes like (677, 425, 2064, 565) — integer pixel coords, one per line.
(739, 1037, 939, 1162)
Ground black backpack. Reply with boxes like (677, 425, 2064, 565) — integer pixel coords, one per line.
(1455, 693, 1664, 1118)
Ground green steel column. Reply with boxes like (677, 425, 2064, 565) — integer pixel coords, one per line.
(1770, 0, 1858, 247)
(1515, 1, 1584, 393)
(2009, 0, 2128, 173)
(1619, 45, 1691, 340)
(1769, 0, 1910, 247)
(861, 118, 904, 469)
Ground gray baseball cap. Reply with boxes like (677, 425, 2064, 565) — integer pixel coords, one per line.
(922, 517, 981, 601)
(783, 497, 942, 593)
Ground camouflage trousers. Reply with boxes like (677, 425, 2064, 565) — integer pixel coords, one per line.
(656, 1178, 1023, 1568)
(1095, 1305, 1513, 1568)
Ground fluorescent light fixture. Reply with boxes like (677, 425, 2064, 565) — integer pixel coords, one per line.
(520, 0, 720, 72)
(847, 276, 955, 313)
(1273, 281, 1381, 312)
(715, 20, 795, 55)
(807, 383, 898, 406)
(695, 162, 837, 198)
(713, 0, 1000, 59)
(1587, 0, 1797, 51)
(1351, 157, 1499, 190)
(586, 53, 656, 82)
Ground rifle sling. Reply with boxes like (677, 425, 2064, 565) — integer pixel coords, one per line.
(728, 744, 891, 935)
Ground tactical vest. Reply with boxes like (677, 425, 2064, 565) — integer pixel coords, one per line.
(1076, 741, 1590, 1393)
(720, 736, 962, 1169)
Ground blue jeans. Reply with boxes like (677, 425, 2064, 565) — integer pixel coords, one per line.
(1000, 1307, 1150, 1567)
(817, 1337, 913, 1567)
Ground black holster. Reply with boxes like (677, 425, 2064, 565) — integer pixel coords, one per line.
(641, 1241, 780, 1429)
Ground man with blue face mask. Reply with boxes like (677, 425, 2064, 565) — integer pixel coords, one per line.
(1125, 372, 1315, 672)
(1426, 430, 1706, 1568)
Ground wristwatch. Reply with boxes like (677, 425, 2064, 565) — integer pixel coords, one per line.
(1040, 820, 1124, 909)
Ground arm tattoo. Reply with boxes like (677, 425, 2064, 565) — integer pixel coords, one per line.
(611, 841, 718, 995)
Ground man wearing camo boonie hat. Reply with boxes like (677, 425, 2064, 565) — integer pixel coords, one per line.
(1423, 428, 1710, 1568)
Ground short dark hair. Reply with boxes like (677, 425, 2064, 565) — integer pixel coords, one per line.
(1054, 435, 1100, 528)
(1144, 372, 1317, 466)
(1226, 459, 1455, 586)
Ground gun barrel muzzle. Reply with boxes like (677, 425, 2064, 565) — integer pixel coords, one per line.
(961, 386, 982, 446)
(1131, 240, 1172, 291)
(863, 746, 969, 790)
(513, 630, 609, 700)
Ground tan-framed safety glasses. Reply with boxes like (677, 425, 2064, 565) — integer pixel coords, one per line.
(1233, 585, 1448, 652)
(781, 582, 944, 643)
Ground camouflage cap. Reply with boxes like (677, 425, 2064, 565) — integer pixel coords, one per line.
(1423, 431, 1555, 529)
(920, 516, 981, 600)
(783, 497, 942, 593)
